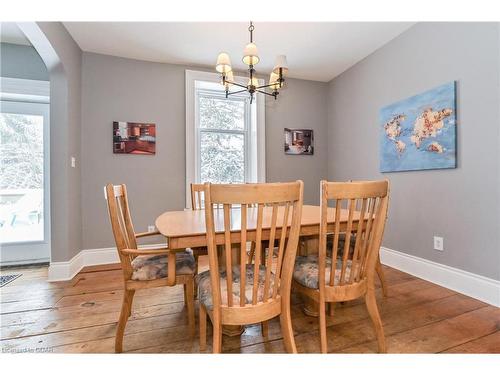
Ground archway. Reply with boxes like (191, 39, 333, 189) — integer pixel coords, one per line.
(16, 22, 82, 278)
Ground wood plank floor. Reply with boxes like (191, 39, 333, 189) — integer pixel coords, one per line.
(1, 259, 499, 354)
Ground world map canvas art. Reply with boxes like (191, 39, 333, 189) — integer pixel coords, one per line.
(379, 81, 457, 172)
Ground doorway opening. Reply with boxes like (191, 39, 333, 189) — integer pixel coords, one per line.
(0, 23, 51, 266)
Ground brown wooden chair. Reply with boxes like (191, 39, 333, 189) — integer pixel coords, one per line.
(328, 234, 387, 296)
(190, 182, 206, 211)
(190, 183, 209, 275)
(198, 181, 304, 353)
(347, 179, 388, 297)
(192, 182, 259, 265)
(292, 180, 389, 353)
(104, 184, 195, 353)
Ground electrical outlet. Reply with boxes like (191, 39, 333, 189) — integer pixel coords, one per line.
(433, 236, 444, 251)
(147, 225, 156, 233)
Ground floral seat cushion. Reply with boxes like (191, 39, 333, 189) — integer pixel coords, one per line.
(293, 255, 355, 289)
(131, 249, 195, 281)
(326, 233, 357, 256)
(196, 264, 275, 310)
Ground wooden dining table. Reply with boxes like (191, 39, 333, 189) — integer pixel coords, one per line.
(156, 204, 363, 249)
(155, 204, 364, 334)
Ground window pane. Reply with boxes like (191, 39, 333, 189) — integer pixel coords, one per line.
(198, 95, 245, 130)
(0, 113, 44, 243)
(200, 132, 244, 184)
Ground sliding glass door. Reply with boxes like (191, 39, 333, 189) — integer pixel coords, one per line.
(0, 100, 50, 264)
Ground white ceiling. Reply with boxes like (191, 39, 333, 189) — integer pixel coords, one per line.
(0, 22, 31, 46)
(64, 22, 414, 82)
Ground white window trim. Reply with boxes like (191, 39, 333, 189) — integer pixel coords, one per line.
(185, 69, 266, 208)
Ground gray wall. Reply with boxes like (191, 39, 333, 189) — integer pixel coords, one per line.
(265, 78, 328, 203)
(327, 23, 500, 280)
(0, 42, 49, 80)
(81, 52, 328, 250)
(20, 22, 83, 262)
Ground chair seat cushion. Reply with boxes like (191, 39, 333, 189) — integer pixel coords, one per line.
(326, 233, 357, 256)
(196, 264, 274, 310)
(293, 255, 354, 289)
(131, 249, 195, 281)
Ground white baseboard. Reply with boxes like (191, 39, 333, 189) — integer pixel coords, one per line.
(380, 247, 500, 307)
(47, 243, 164, 282)
(0, 258, 50, 267)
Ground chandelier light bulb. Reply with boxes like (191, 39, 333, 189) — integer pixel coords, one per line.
(272, 55, 289, 75)
(216, 52, 232, 73)
(269, 72, 281, 90)
(242, 43, 260, 66)
(223, 70, 234, 89)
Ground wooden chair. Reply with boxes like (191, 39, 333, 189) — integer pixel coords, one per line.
(192, 182, 259, 265)
(190, 183, 210, 275)
(104, 184, 195, 353)
(190, 183, 206, 210)
(328, 235, 388, 297)
(198, 181, 304, 353)
(292, 180, 389, 353)
(347, 179, 388, 297)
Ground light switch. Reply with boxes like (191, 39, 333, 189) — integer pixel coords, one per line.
(71, 156, 76, 168)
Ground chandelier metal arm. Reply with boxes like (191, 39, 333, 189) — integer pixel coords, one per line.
(224, 80, 281, 91)
(255, 89, 276, 97)
(225, 88, 248, 96)
(255, 82, 281, 90)
(223, 80, 247, 90)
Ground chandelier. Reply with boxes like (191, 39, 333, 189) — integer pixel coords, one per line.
(215, 21, 288, 103)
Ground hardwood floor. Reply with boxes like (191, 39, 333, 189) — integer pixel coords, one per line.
(1, 259, 499, 354)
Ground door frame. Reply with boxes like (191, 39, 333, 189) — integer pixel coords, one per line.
(0, 77, 51, 265)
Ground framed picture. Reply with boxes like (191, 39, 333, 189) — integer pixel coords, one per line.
(284, 128, 314, 155)
(379, 81, 457, 172)
(113, 121, 156, 155)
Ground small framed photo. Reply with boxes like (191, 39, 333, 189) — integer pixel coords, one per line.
(284, 128, 314, 155)
(113, 121, 156, 155)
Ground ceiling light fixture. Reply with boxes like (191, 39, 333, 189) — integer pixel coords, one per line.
(215, 21, 288, 104)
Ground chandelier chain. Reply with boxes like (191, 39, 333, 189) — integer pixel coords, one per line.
(248, 21, 254, 42)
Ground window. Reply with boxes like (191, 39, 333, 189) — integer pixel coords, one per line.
(198, 91, 247, 184)
(185, 70, 265, 208)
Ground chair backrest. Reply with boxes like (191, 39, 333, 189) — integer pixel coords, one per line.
(319, 180, 389, 294)
(191, 182, 257, 210)
(104, 184, 137, 278)
(203, 181, 303, 319)
(190, 183, 205, 210)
